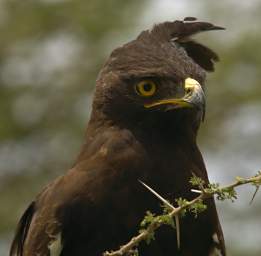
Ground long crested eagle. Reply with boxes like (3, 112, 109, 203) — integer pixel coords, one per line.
(10, 18, 226, 256)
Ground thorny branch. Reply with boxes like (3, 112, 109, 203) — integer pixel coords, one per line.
(103, 171, 261, 256)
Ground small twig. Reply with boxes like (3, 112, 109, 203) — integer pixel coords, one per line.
(249, 186, 260, 205)
(103, 173, 261, 256)
(138, 180, 175, 210)
(191, 189, 202, 194)
(138, 180, 181, 250)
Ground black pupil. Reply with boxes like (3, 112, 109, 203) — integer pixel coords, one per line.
(143, 83, 152, 92)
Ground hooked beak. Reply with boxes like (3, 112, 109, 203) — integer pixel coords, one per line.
(144, 78, 206, 121)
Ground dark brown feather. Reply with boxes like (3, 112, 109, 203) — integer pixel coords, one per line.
(9, 202, 35, 256)
(183, 17, 198, 22)
(145, 20, 224, 42)
(178, 40, 220, 71)
(136, 19, 224, 72)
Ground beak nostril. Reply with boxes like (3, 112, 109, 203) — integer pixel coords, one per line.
(185, 88, 193, 95)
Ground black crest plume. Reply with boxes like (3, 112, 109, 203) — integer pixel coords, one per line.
(138, 17, 225, 71)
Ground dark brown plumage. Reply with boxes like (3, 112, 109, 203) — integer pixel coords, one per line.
(10, 18, 225, 256)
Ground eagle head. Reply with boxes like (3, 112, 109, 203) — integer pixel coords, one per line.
(91, 18, 224, 131)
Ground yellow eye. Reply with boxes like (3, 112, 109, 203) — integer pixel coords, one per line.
(135, 80, 157, 97)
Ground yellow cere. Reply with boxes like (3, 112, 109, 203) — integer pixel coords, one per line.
(184, 78, 200, 92)
(136, 80, 157, 97)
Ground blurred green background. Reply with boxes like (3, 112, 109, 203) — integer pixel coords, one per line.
(0, 0, 261, 255)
